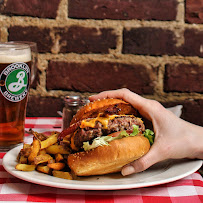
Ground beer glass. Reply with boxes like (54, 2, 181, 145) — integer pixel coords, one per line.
(8, 41, 37, 84)
(0, 42, 31, 151)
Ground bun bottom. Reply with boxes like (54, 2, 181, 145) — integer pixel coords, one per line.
(68, 135, 150, 176)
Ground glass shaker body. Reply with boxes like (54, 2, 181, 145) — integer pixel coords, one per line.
(62, 96, 81, 130)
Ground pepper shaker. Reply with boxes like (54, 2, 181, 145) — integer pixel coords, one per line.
(62, 95, 90, 130)
(62, 95, 81, 130)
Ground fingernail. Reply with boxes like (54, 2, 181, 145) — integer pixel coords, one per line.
(88, 95, 96, 101)
(88, 95, 94, 99)
(121, 166, 135, 176)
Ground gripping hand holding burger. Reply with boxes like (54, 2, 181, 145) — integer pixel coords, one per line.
(58, 91, 155, 176)
(87, 89, 203, 176)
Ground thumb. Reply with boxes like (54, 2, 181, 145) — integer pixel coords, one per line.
(121, 145, 164, 176)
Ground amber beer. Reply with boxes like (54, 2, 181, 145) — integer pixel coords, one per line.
(0, 43, 31, 151)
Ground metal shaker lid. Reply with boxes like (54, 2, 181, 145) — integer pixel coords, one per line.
(64, 95, 81, 106)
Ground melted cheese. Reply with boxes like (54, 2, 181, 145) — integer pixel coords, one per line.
(80, 114, 135, 129)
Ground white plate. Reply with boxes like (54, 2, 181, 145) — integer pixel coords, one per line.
(3, 145, 202, 190)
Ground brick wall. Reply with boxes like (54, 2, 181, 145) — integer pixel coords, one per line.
(0, 0, 202, 126)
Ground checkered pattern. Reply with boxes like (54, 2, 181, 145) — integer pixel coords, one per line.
(0, 117, 202, 203)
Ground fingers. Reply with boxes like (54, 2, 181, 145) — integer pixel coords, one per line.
(121, 145, 165, 176)
(89, 88, 154, 120)
(89, 89, 127, 101)
(90, 89, 142, 104)
(89, 89, 146, 110)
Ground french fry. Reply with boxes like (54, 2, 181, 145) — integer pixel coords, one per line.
(38, 149, 46, 155)
(22, 146, 32, 158)
(28, 138, 41, 163)
(47, 162, 65, 170)
(37, 165, 52, 174)
(15, 130, 74, 180)
(30, 129, 48, 141)
(19, 155, 28, 164)
(46, 144, 70, 154)
(17, 149, 23, 161)
(34, 154, 53, 165)
(52, 170, 73, 180)
(48, 158, 55, 164)
(55, 153, 64, 162)
(23, 143, 31, 149)
(40, 133, 58, 149)
(51, 131, 59, 135)
(15, 164, 36, 171)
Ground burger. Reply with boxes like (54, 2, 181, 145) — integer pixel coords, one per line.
(58, 98, 154, 176)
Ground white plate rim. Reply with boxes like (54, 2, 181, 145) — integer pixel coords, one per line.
(3, 145, 203, 190)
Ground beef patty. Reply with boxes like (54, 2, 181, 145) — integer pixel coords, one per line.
(73, 116, 145, 150)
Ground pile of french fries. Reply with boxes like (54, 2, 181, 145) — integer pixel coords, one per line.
(16, 130, 73, 180)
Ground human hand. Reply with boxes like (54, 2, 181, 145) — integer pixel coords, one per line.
(89, 88, 203, 176)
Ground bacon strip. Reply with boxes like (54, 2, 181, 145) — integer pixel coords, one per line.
(57, 121, 81, 142)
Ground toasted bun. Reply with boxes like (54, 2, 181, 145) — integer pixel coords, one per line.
(68, 134, 150, 176)
(70, 98, 138, 125)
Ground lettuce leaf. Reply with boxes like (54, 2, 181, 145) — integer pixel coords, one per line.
(143, 129, 154, 145)
(130, 124, 139, 136)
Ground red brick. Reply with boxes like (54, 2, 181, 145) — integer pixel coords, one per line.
(162, 100, 203, 126)
(177, 29, 203, 57)
(26, 96, 63, 117)
(8, 26, 53, 53)
(46, 61, 157, 94)
(185, 0, 203, 24)
(68, 0, 177, 20)
(54, 26, 117, 54)
(0, 0, 60, 18)
(164, 64, 203, 92)
(181, 100, 203, 126)
(123, 27, 176, 55)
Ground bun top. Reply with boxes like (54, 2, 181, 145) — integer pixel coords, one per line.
(70, 98, 138, 125)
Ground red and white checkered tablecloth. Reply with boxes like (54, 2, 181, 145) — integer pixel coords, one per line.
(0, 117, 203, 203)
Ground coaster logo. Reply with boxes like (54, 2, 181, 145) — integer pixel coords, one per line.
(0, 62, 30, 102)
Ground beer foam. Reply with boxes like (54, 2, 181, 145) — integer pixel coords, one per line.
(0, 44, 31, 63)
